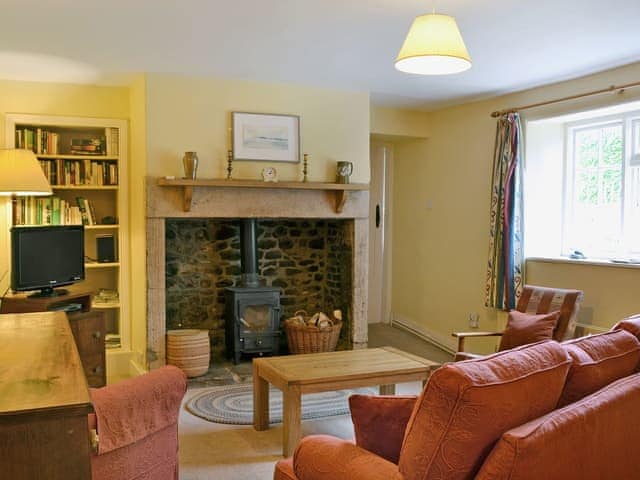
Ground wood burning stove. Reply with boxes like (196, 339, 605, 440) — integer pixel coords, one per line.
(225, 219, 281, 364)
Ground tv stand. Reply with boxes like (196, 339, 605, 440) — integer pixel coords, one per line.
(2, 289, 93, 313)
(28, 287, 70, 298)
(0, 289, 106, 387)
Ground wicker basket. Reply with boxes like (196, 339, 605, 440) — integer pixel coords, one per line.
(284, 311, 342, 354)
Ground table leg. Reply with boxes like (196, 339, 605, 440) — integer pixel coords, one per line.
(379, 384, 396, 395)
(253, 361, 269, 431)
(283, 385, 301, 457)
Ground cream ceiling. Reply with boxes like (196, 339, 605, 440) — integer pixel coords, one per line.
(1, 0, 639, 110)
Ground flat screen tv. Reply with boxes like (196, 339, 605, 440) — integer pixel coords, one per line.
(11, 225, 85, 297)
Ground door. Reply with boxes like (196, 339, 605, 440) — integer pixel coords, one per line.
(368, 142, 391, 324)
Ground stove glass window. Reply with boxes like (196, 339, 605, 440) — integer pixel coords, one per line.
(239, 305, 271, 333)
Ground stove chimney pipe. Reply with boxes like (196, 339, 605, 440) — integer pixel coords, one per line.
(240, 218, 260, 287)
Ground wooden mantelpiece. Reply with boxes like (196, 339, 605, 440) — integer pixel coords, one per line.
(157, 178, 369, 213)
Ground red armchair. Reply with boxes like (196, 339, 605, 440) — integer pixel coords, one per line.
(89, 365, 187, 480)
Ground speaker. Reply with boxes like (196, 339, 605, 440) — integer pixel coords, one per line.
(96, 234, 116, 263)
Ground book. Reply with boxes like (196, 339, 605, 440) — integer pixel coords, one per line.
(76, 196, 91, 225)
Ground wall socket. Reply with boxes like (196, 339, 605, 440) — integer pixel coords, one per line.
(468, 312, 480, 329)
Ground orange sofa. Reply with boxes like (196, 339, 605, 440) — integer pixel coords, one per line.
(275, 317, 640, 480)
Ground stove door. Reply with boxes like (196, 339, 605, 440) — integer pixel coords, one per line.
(237, 296, 280, 336)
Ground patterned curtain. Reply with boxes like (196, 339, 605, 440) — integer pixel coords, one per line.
(485, 112, 524, 310)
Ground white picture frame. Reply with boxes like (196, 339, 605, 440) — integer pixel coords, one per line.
(232, 112, 300, 163)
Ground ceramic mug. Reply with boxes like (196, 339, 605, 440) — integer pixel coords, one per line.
(336, 161, 353, 184)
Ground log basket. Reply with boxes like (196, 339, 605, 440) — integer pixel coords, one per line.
(284, 310, 342, 354)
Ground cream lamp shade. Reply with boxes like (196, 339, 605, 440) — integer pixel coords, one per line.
(395, 13, 471, 75)
(0, 148, 52, 196)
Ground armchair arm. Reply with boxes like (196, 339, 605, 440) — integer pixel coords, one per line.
(349, 394, 417, 464)
(293, 435, 404, 480)
(451, 331, 503, 353)
(90, 365, 187, 454)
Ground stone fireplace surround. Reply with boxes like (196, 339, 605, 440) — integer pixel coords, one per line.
(146, 177, 369, 369)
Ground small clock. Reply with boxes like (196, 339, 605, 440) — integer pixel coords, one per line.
(261, 167, 278, 183)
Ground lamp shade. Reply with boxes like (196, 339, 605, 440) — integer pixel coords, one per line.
(0, 149, 52, 196)
(395, 13, 471, 75)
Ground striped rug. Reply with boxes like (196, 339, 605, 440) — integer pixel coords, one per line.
(185, 383, 376, 425)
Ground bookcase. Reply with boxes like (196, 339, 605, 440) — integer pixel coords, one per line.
(5, 114, 130, 367)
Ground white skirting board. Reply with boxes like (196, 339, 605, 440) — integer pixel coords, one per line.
(391, 314, 457, 355)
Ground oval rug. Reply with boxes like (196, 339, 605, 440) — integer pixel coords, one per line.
(186, 383, 376, 425)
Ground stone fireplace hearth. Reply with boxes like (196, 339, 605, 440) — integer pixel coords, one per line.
(146, 177, 369, 369)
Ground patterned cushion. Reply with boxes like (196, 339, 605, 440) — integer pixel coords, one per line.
(612, 313, 640, 340)
(398, 341, 571, 480)
(499, 310, 560, 351)
(558, 329, 640, 407)
(516, 285, 584, 340)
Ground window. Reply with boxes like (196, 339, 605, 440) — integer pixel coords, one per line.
(525, 102, 640, 261)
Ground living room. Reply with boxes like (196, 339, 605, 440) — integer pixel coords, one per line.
(1, 1, 640, 479)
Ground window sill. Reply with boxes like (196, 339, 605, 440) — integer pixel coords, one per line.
(526, 256, 640, 270)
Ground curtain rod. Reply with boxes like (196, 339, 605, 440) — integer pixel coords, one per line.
(490, 80, 640, 118)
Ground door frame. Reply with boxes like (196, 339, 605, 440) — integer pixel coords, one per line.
(368, 140, 393, 324)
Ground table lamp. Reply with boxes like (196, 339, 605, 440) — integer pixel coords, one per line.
(0, 149, 52, 225)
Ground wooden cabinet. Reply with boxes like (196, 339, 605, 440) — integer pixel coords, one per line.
(0, 311, 93, 480)
(69, 311, 107, 387)
(0, 290, 106, 387)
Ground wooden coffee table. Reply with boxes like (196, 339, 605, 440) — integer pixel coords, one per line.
(252, 346, 440, 456)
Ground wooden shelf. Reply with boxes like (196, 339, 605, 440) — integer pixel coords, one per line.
(85, 224, 119, 230)
(37, 154, 119, 160)
(157, 178, 369, 213)
(85, 262, 119, 269)
(92, 302, 120, 310)
(52, 185, 118, 190)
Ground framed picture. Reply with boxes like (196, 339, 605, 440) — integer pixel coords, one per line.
(232, 112, 300, 163)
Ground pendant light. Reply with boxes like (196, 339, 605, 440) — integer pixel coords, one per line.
(395, 11, 471, 75)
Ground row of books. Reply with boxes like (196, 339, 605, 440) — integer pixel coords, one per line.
(15, 126, 120, 156)
(13, 196, 100, 226)
(39, 158, 118, 186)
(15, 128, 60, 154)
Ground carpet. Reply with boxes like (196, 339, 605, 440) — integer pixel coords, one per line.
(185, 383, 376, 425)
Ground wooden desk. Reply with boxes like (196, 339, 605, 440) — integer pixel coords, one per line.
(253, 346, 440, 456)
(0, 311, 93, 479)
(1, 290, 106, 387)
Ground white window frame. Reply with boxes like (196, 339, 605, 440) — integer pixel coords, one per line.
(562, 110, 640, 259)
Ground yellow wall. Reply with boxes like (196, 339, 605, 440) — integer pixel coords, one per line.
(145, 73, 370, 183)
(0, 79, 129, 298)
(371, 105, 430, 139)
(390, 62, 640, 352)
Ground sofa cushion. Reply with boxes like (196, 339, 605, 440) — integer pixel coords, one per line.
(398, 340, 571, 480)
(349, 394, 417, 464)
(558, 329, 640, 407)
(476, 373, 640, 480)
(612, 313, 640, 339)
(499, 310, 560, 351)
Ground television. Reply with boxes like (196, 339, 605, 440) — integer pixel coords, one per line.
(11, 225, 85, 297)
